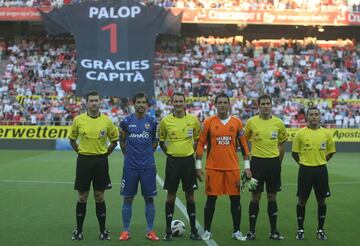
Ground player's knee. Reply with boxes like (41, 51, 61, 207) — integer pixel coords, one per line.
(185, 191, 195, 203)
(94, 191, 104, 202)
(124, 196, 134, 204)
(298, 198, 307, 206)
(144, 196, 154, 204)
(167, 192, 176, 203)
(229, 195, 240, 204)
(316, 197, 326, 206)
(205, 195, 217, 207)
(186, 196, 195, 204)
(267, 193, 277, 201)
(78, 192, 89, 202)
(251, 193, 261, 203)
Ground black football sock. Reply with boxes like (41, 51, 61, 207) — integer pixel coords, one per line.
(317, 204, 326, 230)
(249, 201, 259, 232)
(204, 195, 217, 232)
(186, 201, 197, 232)
(96, 201, 106, 232)
(268, 201, 278, 233)
(76, 202, 86, 233)
(297, 204, 305, 230)
(165, 201, 174, 232)
(230, 195, 241, 233)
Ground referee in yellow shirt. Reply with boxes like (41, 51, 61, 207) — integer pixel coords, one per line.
(69, 90, 119, 241)
(244, 94, 288, 240)
(159, 92, 202, 241)
(292, 107, 336, 240)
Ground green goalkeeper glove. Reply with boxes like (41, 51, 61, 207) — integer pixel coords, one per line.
(241, 171, 258, 192)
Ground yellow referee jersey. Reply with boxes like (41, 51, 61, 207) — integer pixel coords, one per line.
(69, 113, 119, 155)
(292, 127, 336, 166)
(159, 113, 200, 157)
(245, 115, 288, 158)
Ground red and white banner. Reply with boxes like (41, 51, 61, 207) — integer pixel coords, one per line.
(0, 7, 50, 21)
(1, 7, 360, 25)
(171, 8, 360, 26)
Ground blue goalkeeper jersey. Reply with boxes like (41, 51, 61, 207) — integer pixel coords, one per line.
(120, 114, 158, 169)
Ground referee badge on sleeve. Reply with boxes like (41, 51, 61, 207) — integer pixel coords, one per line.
(187, 128, 193, 138)
(320, 142, 326, 150)
(271, 130, 278, 140)
(99, 129, 106, 138)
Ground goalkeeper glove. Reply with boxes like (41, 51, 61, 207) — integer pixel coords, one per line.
(241, 171, 258, 192)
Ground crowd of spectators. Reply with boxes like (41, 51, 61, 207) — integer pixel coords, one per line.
(1, 0, 359, 13)
(155, 0, 351, 12)
(0, 36, 359, 128)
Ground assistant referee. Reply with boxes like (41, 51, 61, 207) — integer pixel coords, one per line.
(69, 90, 118, 241)
(159, 92, 201, 241)
(244, 94, 288, 240)
(292, 107, 336, 240)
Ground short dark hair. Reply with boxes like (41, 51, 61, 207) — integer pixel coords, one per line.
(171, 92, 185, 101)
(306, 106, 320, 115)
(258, 94, 272, 105)
(85, 90, 100, 102)
(132, 91, 148, 104)
(215, 93, 230, 104)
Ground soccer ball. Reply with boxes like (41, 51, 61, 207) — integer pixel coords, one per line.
(171, 219, 186, 237)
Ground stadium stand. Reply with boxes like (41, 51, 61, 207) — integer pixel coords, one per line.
(0, 0, 357, 12)
(0, 1, 359, 127)
(0, 36, 359, 127)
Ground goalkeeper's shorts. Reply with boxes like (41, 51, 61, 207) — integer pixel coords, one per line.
(205, 169, 240, 195)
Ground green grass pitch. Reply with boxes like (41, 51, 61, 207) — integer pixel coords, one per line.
(0, 150, 359, 246)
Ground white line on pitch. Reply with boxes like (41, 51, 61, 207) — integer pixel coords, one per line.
(156, 174, 218, 246)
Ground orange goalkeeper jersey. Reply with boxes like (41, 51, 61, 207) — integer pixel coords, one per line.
(196, 116, 249, 171)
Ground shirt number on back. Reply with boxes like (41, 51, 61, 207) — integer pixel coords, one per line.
(101, 23, 118, 54)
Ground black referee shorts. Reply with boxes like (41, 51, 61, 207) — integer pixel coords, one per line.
(164, 155, 198, 193)
(250, 156, 282, 193)
(297, 164, 330, 200)
(74, 154, 112, 192)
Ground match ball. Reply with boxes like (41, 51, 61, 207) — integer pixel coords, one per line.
(171, 219, 186, 237)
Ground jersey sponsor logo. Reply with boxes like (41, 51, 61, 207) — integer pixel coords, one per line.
(129, 131, 150, 139)
(216, 135, 232, 145)
(89, 6, 141, 19)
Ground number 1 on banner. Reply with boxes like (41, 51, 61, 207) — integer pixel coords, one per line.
(101, 23, 118, 54)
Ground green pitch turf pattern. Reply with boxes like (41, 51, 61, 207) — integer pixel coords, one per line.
(0, 150, 359, 246)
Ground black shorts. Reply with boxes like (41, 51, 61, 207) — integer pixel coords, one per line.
(250, 156, 282, 193)
(74, 154, 112, 191)
(164, 155, 198, 192)
(297, 164, 330, 200)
